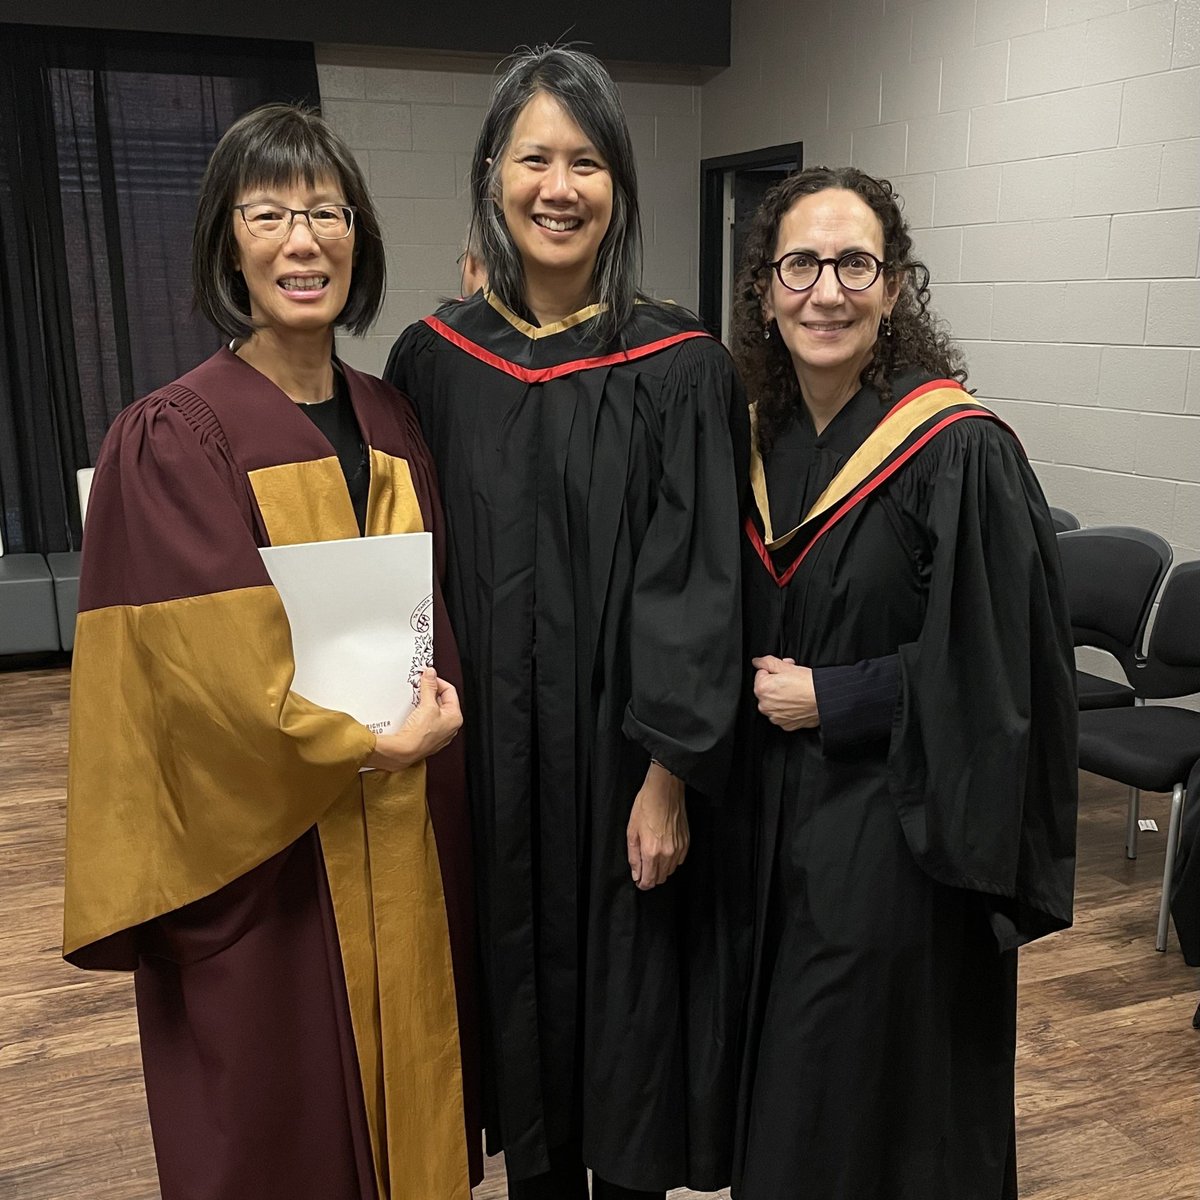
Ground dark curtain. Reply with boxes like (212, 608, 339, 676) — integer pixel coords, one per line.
(0, 25, 319, 554)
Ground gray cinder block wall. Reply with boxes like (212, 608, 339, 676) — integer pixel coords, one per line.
(700, 0, 1200, 564)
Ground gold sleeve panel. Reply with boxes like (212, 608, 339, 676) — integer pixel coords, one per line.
(63, 584, 375, 958)
(320, 766, 470, 1198)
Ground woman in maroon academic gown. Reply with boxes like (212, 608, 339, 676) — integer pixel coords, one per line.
(730, 167, 1078, 1200)
(63, 103, 479, 1200)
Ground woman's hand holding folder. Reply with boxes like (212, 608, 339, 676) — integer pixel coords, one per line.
(364, 668, 462, 771)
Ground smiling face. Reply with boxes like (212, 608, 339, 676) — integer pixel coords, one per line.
(762, 187, 900, 395)
(497, 90, 614, 305)
(232, 174, 355, 340)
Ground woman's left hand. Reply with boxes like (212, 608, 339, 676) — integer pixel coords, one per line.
(752, 655, 820, 731)
(626, 762, 690, 891)
(364, 668, 463, 770)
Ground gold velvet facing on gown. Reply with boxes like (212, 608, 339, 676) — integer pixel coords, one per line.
(249, 449, 469, 1200)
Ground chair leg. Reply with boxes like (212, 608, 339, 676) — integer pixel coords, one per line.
(1126, 786, 1141, 859)
(1156, 782, 1186, 953)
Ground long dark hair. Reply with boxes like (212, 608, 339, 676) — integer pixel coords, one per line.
(731, 165, 967, 450)
(469, 45, 646, 346)
(192, 103, 386, 339)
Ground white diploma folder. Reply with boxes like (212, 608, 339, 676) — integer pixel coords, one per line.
(259, 532, 433, 737)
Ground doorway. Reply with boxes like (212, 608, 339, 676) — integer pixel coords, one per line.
(698, 143, 803, 340)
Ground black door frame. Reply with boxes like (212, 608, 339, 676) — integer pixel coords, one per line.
(698, 141, 803, 335)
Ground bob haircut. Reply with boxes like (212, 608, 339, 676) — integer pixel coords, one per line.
(470, 45, 646, 347)
(730, 165, 967, 450)
(192, 102, 386, 339)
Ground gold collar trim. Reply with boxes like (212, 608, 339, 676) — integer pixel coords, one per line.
(486, 289, 606, 339)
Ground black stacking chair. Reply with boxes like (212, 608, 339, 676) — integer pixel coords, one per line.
(1077, 560, 1200, 951)
(1058, 526, 1173, 856)
(1059, 527, 1173, 711)
(1049, 505, 1081, 533)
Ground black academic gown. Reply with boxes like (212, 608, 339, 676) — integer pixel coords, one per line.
(1170, 757, 1200, 966)
(733, 374, 1078, 1200)
(385, 292, 751, 1190)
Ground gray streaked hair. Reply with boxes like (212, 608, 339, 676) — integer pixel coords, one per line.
(469, 45, 645, 346)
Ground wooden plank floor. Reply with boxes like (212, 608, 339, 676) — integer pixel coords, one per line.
(1, 665, 1197, 1200)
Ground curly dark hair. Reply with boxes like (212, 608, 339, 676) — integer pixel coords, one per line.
(730, 165, 967, 450)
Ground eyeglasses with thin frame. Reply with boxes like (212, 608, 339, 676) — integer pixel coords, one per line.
(764, 250, 885, 293)
(234, 202, 356, 240)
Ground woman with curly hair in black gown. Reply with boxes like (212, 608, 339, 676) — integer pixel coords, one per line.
(730, 166, 1078, 1200)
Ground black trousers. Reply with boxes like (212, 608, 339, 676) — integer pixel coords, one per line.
(505, 1140, 665, 1200)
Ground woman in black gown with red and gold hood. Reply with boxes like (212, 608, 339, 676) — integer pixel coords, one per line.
(386, 44, 750, 1200)
(730, 166, 1078, 1200)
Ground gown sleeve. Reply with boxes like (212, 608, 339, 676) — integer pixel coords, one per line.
(887, 417, 1078, 950)
(383, 320, 437, 425)
(63, 390, 375, 969)
(812, 655, 901, 754)
(1170, 757, 1200, 967)
(621, 338, 750, 800)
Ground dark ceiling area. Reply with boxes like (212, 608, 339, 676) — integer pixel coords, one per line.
(0, 1, 732, 69)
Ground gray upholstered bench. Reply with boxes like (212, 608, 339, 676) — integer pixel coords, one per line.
(47, 468, 95, 652)
(0, 535, 60, 655)
(1, 470, 94, 655)
(47, 551, 81, 651)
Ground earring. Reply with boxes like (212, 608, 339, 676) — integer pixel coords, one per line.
(881, 316, 893, 339)
(764, 324, 771, 341)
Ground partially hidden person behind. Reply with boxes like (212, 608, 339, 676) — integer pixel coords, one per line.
(385, 45, 750, 1200)
(62, 103, 481, 1200)
(730, 165, 1078, 1200)
(457, 224, 488, 298)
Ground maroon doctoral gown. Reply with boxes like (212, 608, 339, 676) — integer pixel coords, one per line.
(63, 349, 481, 1200)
